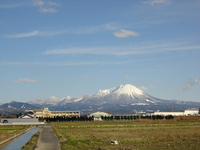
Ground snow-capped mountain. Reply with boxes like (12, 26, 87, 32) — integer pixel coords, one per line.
(29, 84, 160, 106)
(27, 84, 200, 114)
(94, 84, 144, 98)
(28, 84, 196, 106)
(80, 84, 162, 105)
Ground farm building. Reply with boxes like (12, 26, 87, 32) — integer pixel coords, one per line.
(88, 111, 112, 121)
(184, 110, 199, 115)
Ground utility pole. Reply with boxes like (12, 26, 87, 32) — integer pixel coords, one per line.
(170, 105, 173, 112)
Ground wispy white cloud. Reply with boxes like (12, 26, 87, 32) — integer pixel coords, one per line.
(0, 61, 100, 66)
(47, 1, 61, 6)
(4, 22, 122, 38)
(40, 8, 57, 13)
(0, 59, 158, 67)
(124, 75, 133, 80)
(33, 0, 44, 7)
(0, 56, 198, 67)
(0, 3, 24, 8)
(3, 30, 74, 38)
(14, 78, 41, 83)
(183, 78, 200, 91)
(195, 78, 200, 84)
(61, 78, 70, 81)
(5, 30, 39, 38)
(183, 80, 194, 91)
(44, 44, 200, 56)
(144, 0, 170, 5)
(33, 0, 60, 13)
(139, 86, 148, 90)
(5, 30, 70, 38)
(113, 29, 140, 38)
(82, 75, 88, 78)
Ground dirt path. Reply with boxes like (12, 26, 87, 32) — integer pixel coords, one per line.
(35, 123, 60, 150)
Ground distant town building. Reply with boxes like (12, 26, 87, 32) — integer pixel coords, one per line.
(149, 109, 199, 116)
(88, 111, 112, 121)
(33, 108, 80, 118)
(184, 110, 199, 116)
(19, 114, 34, 119)
(18, 111, 34, 119)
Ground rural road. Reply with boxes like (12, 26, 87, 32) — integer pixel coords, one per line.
(35, 123, 61, 150)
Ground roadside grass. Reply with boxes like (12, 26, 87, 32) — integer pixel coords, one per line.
(21, 127, 42, 150)
(0, 125, 30, 140)
(52, 120, 200, 150)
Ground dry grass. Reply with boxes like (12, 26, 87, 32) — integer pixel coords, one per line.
(53, 120, 200, 150)
(174, 116, 200, 120)
(0, 132, 7, 139)
(0, 125, 30, 141)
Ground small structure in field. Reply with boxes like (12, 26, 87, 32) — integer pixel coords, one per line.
(88, 111, 112, 121)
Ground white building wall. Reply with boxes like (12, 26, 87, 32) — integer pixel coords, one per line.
(184, 110, 199, 115)
(152, 112, 184, 116)
(89, 111, 112, 118)
(150, 109, 199, 116)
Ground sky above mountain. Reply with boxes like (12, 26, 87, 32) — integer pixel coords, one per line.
(0, 0, 200, 103)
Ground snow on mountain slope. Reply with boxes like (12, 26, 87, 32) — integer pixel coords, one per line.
(29, 96, 62, 106)
(94, 89, 112, 96)
(109, 84, 144, 98)
(59, 96, 83, 105)
(94, 84, 143, 98)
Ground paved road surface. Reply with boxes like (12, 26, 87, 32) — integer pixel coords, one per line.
(35, 123, 61, 150)
(0, 123, 44, 125)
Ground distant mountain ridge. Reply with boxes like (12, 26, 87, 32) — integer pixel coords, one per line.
(28, 84, 178, 106)
(29, 84, 161, 105)
(27, 84, 200, 114)
(1, 84, 200, 115)
(0, 101, 40, 114)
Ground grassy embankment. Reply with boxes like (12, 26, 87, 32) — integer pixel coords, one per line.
(22, 127, 43, 150)
(0, 125, 31, 141)
(52, 119, 200, 150)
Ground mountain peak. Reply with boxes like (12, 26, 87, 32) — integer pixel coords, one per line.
(94, 84, 144, 100)
(114, 84, 144, 96)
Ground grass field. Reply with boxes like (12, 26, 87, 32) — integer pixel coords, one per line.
(0, 125, 31, 140)
(52, 120, 200, 150)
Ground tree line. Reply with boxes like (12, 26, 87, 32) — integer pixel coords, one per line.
(101, 115, 174, 120)
(40, 115, 174, 122)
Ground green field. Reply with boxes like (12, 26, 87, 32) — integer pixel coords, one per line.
(0, 125, 30, 140)
(52, 120, 200, 150)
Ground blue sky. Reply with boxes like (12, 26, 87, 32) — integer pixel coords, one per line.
(0, 0, 200, 103)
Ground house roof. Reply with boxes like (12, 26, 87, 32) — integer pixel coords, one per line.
(89, 111, 112, 118)
(19, 114, 34, 118)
